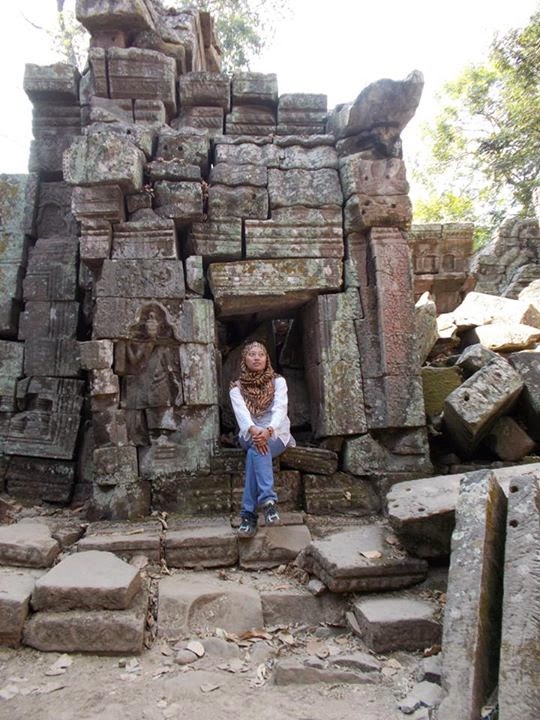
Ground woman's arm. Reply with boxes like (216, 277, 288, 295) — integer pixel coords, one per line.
(268, 376, 289, 433)
(230, 385, 256, 439)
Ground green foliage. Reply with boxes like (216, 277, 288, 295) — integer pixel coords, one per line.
(412, 8, 540, 227)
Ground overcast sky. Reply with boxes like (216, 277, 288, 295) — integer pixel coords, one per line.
(0, 0, 537, 173)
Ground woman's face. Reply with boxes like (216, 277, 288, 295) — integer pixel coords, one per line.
(145, 312, 159, 339)
(244, 345, 268, 372)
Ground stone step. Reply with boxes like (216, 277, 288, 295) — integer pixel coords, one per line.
(238, 525, 312, 570)
(0, 567, 43, 647)
(31, 550, 141, 612)
(164, 523, 238, 569)
(296, 524, 428, 592)
(77, 520, 162, 561)
(0, 523, 60, 568)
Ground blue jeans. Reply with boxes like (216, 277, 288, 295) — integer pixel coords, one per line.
(239, 435, 286, 522)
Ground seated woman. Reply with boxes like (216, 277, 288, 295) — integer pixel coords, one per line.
(229, 341, 295, 537)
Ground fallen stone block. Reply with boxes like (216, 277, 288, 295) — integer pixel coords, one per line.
(414, 292, 438, 364)
(438, 470, 507, 720)
(158, 573, 263, 637)
(509, 350, 540, 441)
(23, 590, 148, 655)
(296, 525, 427, 593)
(260, 585, 345, 627)
(75, 0, 156, 34)
(31, 550, 141, 612)
(238, 525, 312, 570)
(327, 651, 382, 673)
(352, 596, 441, 653)
(498, 474, 540, 720)
(164, 524, 238, 568)
(398, 681, 444, 715)
(273, 658, 375, 685)
(455, 343, 499, 377)
(446, 291, 540, 330)
(280, 446, 338, 475)
(0, 568, 42, 647)
(0, 523, 60, 568)
(485, 416, 535, 462)
(443, 357, 523, 455)
(470, 322, 540, 351)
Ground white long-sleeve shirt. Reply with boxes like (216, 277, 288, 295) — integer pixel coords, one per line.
(229, 376, 295, 448)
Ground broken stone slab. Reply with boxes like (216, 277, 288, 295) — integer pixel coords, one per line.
(24, 62, 79, 103)
(0, 568, 42, 647)
(237, 525, 312, 570)
(421, 366, 463, 417)
(328, 71, 424, 140)
(342, 430, 432, 479)
(273, 658, 375, 685)
(31, 550, 141, 611)
(498, 475, 540, 720)
(468, 322, 540, 351)
(0, 523, 60, 568)
(438, 470, 507, 720)
(509, 350, 540, 441)
(519, 278, 540, 313)
(164, 524, 238, 568)
(443, 357, 524, 455)
(158, 573, 263, 637)
(484, 416, 535, 462)
(296, 525, 427, 593)
(387, 464, 540, 558)
(63, 131, 145, 192)
(280, 446, 338, 475)
(260, 585, 345, 627)
(455, 343, 499, 377)
(447, 291, 540, 330)
(344, 192, 412, 232)
(351, 596, 441, 653)
(398, 681, 444, 715)
(268, 168, 342, 208)
(17, 517, 84, 551)
(23, 589, 148, 655)
(303, 472, 380, 516)
(207, 258, 343, 318)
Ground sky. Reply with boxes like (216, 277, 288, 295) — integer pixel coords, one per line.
(0, 0, 537, 175)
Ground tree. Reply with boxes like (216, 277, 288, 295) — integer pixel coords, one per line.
(412, 9, 540, 232)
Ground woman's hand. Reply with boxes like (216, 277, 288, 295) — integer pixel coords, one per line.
(250, 426, 272, 455)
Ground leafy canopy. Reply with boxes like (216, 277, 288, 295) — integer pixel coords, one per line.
(412, 8, 540, 230)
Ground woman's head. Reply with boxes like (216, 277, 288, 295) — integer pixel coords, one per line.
(242, 341, 268, 373)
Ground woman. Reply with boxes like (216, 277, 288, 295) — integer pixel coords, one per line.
(229, 341, 295, 537)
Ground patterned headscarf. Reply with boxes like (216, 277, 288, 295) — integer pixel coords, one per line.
(233, 341, 278, 417)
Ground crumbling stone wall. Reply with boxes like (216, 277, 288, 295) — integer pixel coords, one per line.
(0, 0, 431, 518)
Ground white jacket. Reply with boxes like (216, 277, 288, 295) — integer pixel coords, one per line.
(229, 376, 295, 448)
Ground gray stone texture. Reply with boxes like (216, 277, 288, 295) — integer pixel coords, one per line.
(108, 48, 177, 114)
(154, 180, 204, 223)
(273, 659, 374, 686)
(443, 357, 524, 455)
(352, 596, 441, 653)
(485, 416, 535, 461)
(112, 215, 178, 260)
(232, 72, 278, 107)
(0, 568, 41, 647)
(75, 0, 156, 33)
(24, 62, 80, 103)
(77, 526, 161, 561)
(456, 343, 499, 377)
(268, 168, 342, 208)
(72, 184, 125, 223)
(96, 259, 185, 299)
(164, 524, 238, 568)
(414, 292, 438, 365)
(498, 475, 540, 720)
(281, 446, 338, 475)
(23, 590, 148, 655)
(0, 523, 60, 568)
(260, 585, 344, 627)
(187, 219, 242, 262)
(5, 456, 75, 504)
(208, 184, 269, 220)
(296, 526, 427, 593)
(179, 72, 230, 108)
(509, 350, 540, 441)
(303, 472, 380, 515)
(31, 550, 141, 611)
(438, 471, 507, 720)
(152, 472, 231, 514)
(238, 525, 312, 570)
(156, 127, 210, 175)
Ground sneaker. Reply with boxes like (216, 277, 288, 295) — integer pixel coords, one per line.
(237, 517, 257, 538)
(263, 501, 281, 525)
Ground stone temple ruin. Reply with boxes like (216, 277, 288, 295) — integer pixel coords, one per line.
(0, 0, 431, 517)
(0, 1, 538, 717)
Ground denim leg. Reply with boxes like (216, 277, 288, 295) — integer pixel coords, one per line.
(239, 436, 285, 514)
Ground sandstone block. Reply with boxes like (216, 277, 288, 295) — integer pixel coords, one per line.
(339, 156, 409, 199)
(0, 568, 41, 647)
(0, 174, 38, 260)
(449, 291, 540, 329)
(485, 416, 535, 462)
(18, 300, 79, 340)
(414, 292, 438, 364)
(303, 472, 380, 515)
(210, 162, 267, 187)
(343, 429, 432, 479)
(261, 585, 345, 627)
(145, 159, 201, 182)
(344, 193, 412, 231)
(208, 184, 269, 220)
(187, 219, 242, 262)
(214, 139, 279, 166)
(438, 471, 507, 720)
(93, 446, 138, 488)
(179, 72, 230, 108)
(156, 127, 210, 174)
(96, 258, 185, 299)
(296, 526, 427, 593)
(0, 523, 60, 568)
(269, 144, 337, 171)
(75, 0, 156, 33)
(443, 357, 524, 455)
(281, 446, 338, 475)
(0, 341, 24, 413)
(268, 168, 342, 208)
(108, 48, 176, 114)
(498, 475, 540, 720)
(238, 525, 312, 570)
(224, 105, 275, 135)
(273, 659, 373, 685)
(455, 343, 499, 377)
(185, 255, 204, 294)
(23, 338, 80, 378)
(176, 106, 224, 135)
(32, 550, 141, 611)
(78, 522, 160, 561)
(133, 99, 166, 124)
(154, 181, 204, 225)
(24, 62, 79, 102)
(471, 322, 540, 351)
(152, 473, 231, 515)
(35, 181, 77, 239)
(80, 220, 112, 268)
(79, 339, 114, 370)
(63, 132, 145, 192)
(509, 350, 540, 441)
(112, 215, 177, 260)
(231, 470, 302, 513)
(158, 574, 263, 637)
(5, 457, 75, 505)
(422, 366, 463, 416)
(208, 258, 343, 318)
(164, 524, 238, 568)
(352, 596, 441, 653)
(179, 343, 218, 405)
(232, 72, 278, 107)
(72, 185, 125, 223)
(23, 590, 148, 655)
